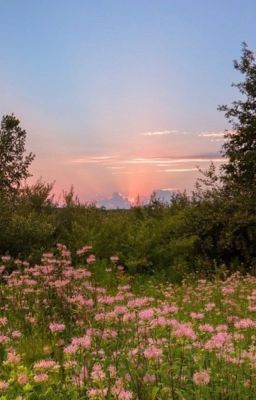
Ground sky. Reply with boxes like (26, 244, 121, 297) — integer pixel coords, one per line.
(1, 0, 256, 202)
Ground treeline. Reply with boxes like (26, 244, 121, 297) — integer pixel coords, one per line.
(0, 183, 255, 279)
(0, 43, 256, 278)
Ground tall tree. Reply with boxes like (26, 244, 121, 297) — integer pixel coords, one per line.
(219, 42, 256, 197)
(0, 114, 35, 194)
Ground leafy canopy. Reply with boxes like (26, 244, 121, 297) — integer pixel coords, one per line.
(0, 114, 35, 194)
(219, 42, 256, 197)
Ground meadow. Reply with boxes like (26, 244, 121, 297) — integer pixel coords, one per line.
(1, 244, 256, 399)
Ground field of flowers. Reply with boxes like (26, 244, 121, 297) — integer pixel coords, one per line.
(0, 244, 256, 399)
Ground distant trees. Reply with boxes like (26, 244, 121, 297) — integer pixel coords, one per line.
(0, 114, 35, 195)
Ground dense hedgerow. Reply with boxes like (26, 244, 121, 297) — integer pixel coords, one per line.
(1, 185, 255, 277)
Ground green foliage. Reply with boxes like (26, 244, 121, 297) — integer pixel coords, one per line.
(190, 43, 256, 271)
(0, 180, 56, 260)
(219, 42, 256, 197)
(0, 114, 34, 195)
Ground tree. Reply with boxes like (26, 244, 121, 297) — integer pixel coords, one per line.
(189, 44, 256, 269)
(0, 114, 35, 194)
(219, 42, 256, 197)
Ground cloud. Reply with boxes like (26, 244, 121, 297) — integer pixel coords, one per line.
(140, 129, 229, 139)
(122, 157, 224, 165)
(106, 166, 125, 170)
(70, 155, 118, 164)
(111, 171, 133, 175)
(140, 130, 177, 136)
(140, 129, 192, 136)
(159, 187, 178, 191)
(198, 131, 225, 137)
(163, 168, 198, 172)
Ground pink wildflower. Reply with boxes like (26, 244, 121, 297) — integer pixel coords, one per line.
(173, 323, 196, 340)
(91, 363, 106, 381)
(234, 318, 255, 329)
(144, 345, 162, 360)
(88, 388, 108, 398)
(34, 359, 59, 370)
(139, 308, 154, 320)
(193, 370, 210, 386)
(18, 374, 29, 385)
(0, 380, 9, 390)
(33, 373, 48, 382)
(0, 317, 7, 326)
(86, 254, 96, 264)
(6, 349, 20, 364)
(190, 312, 204, 320)
(49, 322, 65, 333)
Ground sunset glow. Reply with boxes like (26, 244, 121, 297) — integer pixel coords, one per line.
(1, 1, 254, 202)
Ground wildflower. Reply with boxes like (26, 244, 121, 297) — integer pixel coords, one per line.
(71, 335, 91, 349)
(6, 349, 21, 365)
(205, 332, 231, 350)
(0, 317, 7, 326)
(72, 366, 88, 385)
(49, 322, 65, 333)
(33, 373, 48, 382)
(108, 365, 117, 377)
(150, 316, 169, 328)
(87, 388, 108, 398)
(173, 323, 196, 340)
(91, 363, 106, 381)
(161, 304, 178, 314)
(123, 312, 136, 322)
(234, 319, 255, 329)
(190, 312, 204, 320)
(1, 256, 11, 262)
(87, 255, 96, 264)
(139, 308, 154, 320)
(114, 306, 128, 315)
(143, 373, 156, 383)
(144, 346, 162, 360)
(11, 330, 22, 339)
(112, 387, 133, 400)
(222, 287, 235, 295)
(199, 324, 214, 333)
(64, 360, 77, 369)
(193, 370, 210, 386)
(64, 344, 78, 354)
(205, 303, 215, 311)
(18, 374, 29, 385)
(0, 380, 9, 390)
(110, 255, 119, 263)
(34, 359, 59, 370)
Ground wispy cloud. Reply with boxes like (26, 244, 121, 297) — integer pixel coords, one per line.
(160, 187, 178, 191)
(163, 168, 198, 172)
(198, 131, 225, 138)
(140, 129, 191, 136)
(140, 129, 229, 138)
(122, 157, 224, 165)
(106, 166, 125, 170)
(140, 130, 177, 136)
(70, 155, 119, 164)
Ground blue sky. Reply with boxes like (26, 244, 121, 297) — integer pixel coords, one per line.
(1, 1, 256, 200)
